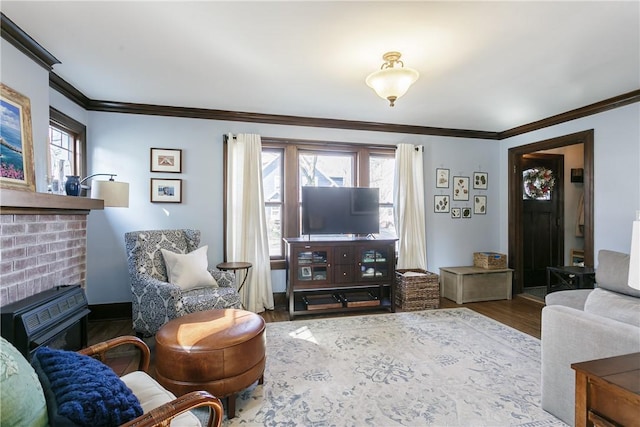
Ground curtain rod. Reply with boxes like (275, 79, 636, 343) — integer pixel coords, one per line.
(225, 134, 424, 152)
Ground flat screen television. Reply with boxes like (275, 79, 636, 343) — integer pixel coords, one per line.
(301, 186, 379, 235)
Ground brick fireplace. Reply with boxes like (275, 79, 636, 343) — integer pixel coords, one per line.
(0, 189, 103, 307)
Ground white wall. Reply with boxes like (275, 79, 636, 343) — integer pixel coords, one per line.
(540, 144, 585, 264)
(7, 34, 635, 304)
(67, 109, 501, 304)
(1, 40, 50, 192)
(500, 103, 640, 263)
(424, 137, 501, 269)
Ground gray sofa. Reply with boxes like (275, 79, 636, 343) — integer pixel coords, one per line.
(541, 249, 640, 425)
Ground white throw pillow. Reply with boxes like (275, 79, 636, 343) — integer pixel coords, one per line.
(160, 246, 218, 290)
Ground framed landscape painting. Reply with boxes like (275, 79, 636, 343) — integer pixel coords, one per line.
(0, 83, 35, 192)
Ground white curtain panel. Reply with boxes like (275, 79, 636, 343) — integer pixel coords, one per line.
(394, 144, 427, 270)
(225, 133, 275, 312)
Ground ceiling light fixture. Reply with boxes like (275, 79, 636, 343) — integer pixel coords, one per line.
(366, 51, 419, 107)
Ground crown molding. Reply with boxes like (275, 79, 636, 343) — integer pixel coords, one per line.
(2, 14, 638, 139)
(85, 99, 500, 139)
(0, 13, 60, 71)
(499, 89, 640, 139)
(50, 73, 91, 107)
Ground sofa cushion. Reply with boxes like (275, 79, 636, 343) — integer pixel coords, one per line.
(120, 371, 201, 427)
(584, 287, 640, 327)
(31, 346, 143, 427)
(0, 337, 49, 427)
(161, 245, 218, 290)
(596, 250, 640, 297)
(545, 289, 592, 310)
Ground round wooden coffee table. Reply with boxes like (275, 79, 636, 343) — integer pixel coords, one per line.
(155, 309, 266, 419)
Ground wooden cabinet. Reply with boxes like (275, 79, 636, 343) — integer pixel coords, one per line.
(284, 238, 397, 318)
(572, 352, 640, 427)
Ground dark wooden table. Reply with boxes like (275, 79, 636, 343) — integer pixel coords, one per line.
(546, 265, 596, 294)
(216, 262, 252, 292)
(572, 352, 640, 427)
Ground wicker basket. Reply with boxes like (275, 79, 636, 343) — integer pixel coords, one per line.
(473, 252, 507, 269)
(395, 269, 440, 311)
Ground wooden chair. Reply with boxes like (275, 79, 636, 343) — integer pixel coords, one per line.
(0, 334, 224, 427)
(80, 336, 224, 427)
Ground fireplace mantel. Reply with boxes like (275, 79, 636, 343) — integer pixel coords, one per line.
(0, 189, 104, 214)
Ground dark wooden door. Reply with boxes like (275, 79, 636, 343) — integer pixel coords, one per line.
(520, 153, 564, 288)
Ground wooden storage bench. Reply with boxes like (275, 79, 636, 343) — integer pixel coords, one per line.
(439, 266, 513, 304)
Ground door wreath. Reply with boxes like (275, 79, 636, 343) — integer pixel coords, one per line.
(523, 167, 556, 199)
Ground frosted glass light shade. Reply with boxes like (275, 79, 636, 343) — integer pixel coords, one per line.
(629, 211, 640, 290)
(366, 67, 419, 106)
(91, 180, 129, 207)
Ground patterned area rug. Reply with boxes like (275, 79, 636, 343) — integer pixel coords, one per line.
(223, 308, 565, 426)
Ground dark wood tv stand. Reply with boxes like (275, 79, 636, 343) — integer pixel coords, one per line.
(284, 237, 397, 319)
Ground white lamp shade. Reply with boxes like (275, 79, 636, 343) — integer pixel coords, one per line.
(629, 218, 640, 290)
(90, 180, 129, 207)
(366, 67, 419, 102)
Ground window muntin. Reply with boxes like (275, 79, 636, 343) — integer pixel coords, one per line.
(369, 154, 396, 239)
(298, 152, 354, 188)
(48, 108, 86, 194)
(262, 148, 284, 257)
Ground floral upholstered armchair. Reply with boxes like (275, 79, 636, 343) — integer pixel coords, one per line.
(124, 229, 242, 337)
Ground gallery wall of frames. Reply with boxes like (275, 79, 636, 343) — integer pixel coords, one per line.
(150, 148, 183, 203)
(434, 168, 488, 219)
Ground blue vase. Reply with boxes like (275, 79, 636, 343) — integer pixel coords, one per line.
(65, 175, 81, 196)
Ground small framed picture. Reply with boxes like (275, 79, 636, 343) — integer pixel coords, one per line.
(453, 176, 470, 201)
(435, 168, 450, 188)
(451, 208, 461, 219)
(300, 266, 312, 278)
(474, 195, 487, 215)
(462, 207, 472, 218)
(434, 195, 450, 213)
(150, 148, 182, 173)
(473, 172, 488, 190)
(151, 178, 182, 203)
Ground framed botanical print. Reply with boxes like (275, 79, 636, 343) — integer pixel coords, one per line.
(453, 176, 470, 201)
(436, 168, 450, 188)
(451, 207, 461, 219)
(0, 83, 35, 192)
(474, 195, 487, 214)
(434, 195, 450, 213)
(150, 148, 182, 173)
(473, 172, 488, 190)
(150, 178, 182, 203)
(461, 207, 472, 218)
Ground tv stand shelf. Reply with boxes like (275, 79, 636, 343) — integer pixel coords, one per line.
(284, 237, 397, 319)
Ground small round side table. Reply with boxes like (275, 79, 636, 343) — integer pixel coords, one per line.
(216, 261, 252, 292)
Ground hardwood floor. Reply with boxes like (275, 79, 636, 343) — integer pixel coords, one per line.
(88, 295, 544, 377)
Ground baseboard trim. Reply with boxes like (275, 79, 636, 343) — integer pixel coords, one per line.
(88, 293, 289, 321)
(88, 302, 132, 321)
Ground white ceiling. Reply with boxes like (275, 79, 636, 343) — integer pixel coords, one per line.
(2, 1, 639, 132)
